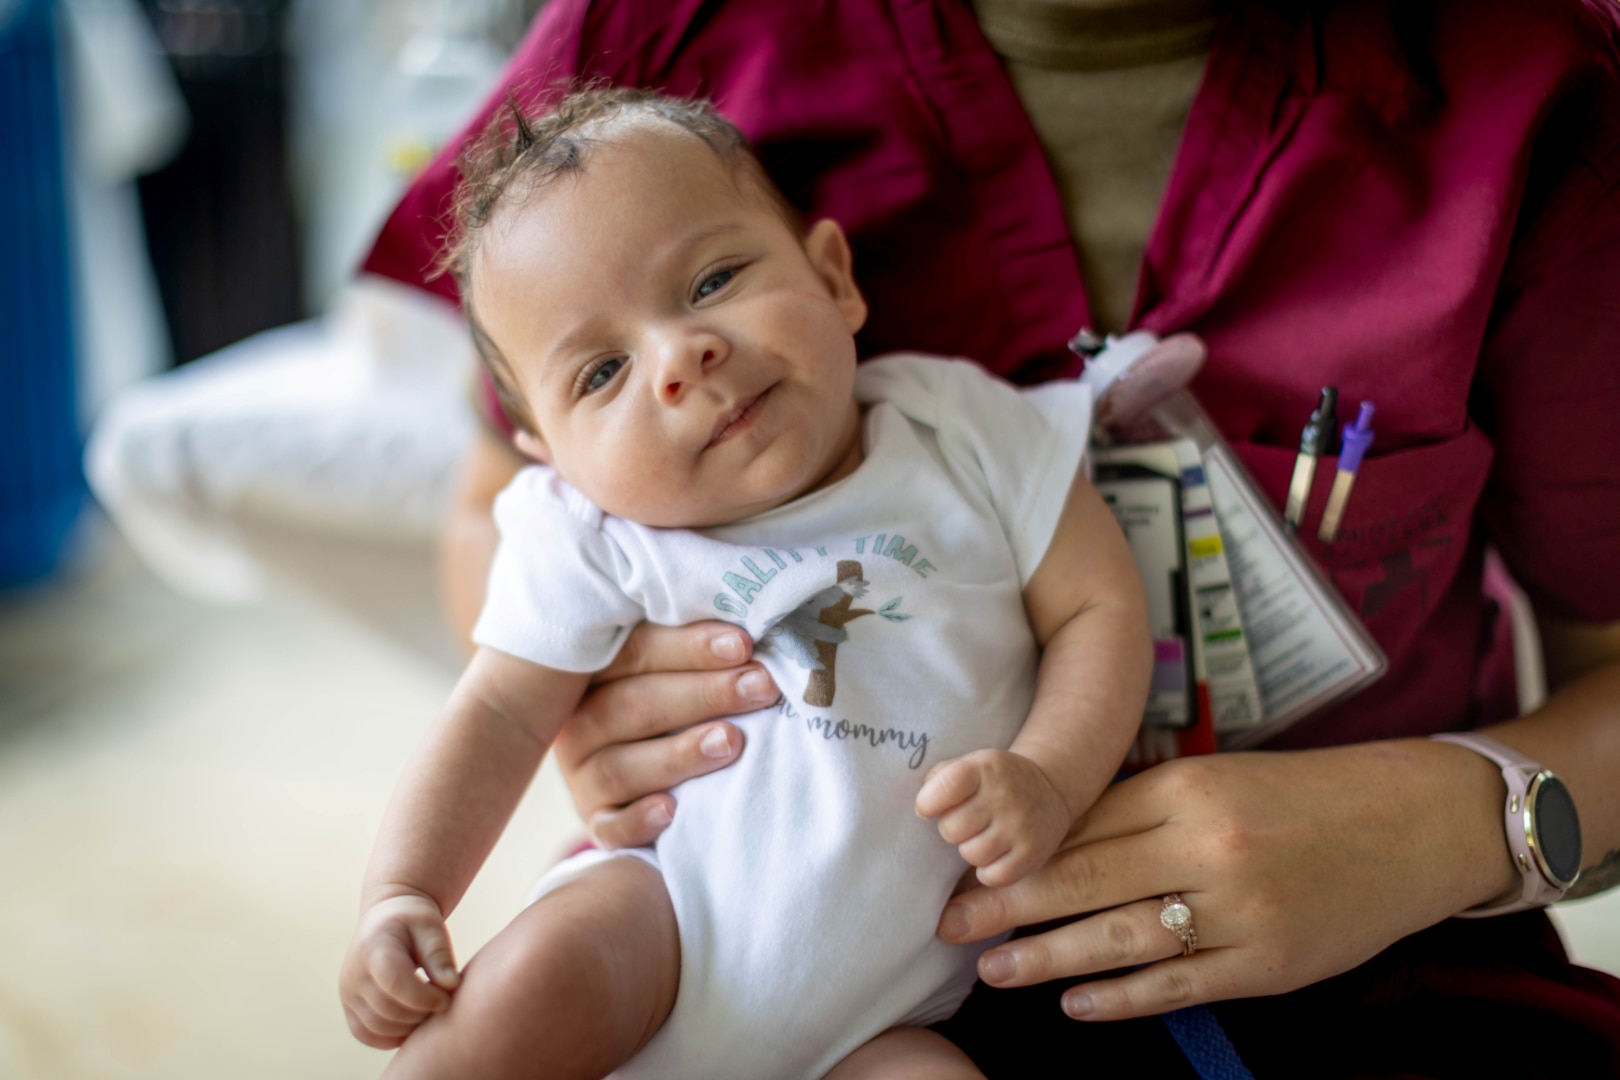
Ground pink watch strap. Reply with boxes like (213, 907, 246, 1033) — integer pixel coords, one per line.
(1432, 732, 1569, 917)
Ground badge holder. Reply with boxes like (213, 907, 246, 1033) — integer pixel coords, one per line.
(1076, 331, 1387, 761)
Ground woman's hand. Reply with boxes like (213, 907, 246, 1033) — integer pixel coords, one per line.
(440, 436, 778, 849)
(935, 739, 1518, 1020)
(550, 621, 779, 849)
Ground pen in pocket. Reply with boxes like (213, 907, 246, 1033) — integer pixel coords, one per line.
(1284, 386, 1338, 532)
(1318, 402, 1376, 542)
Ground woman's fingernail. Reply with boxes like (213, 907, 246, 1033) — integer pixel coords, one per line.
(711, 632, 747, 663)
(937, 903, 970, 940)
(980, 950, 1015, 985)
(737, 669, 775, 703)
(1063, 991, 1095, 1019)
(700, 727, 734, 759)
(646, 802, 673, 828)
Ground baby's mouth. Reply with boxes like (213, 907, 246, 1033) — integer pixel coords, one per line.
(707, 386, 772, 448)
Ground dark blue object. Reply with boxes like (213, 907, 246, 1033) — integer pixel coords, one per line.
(0, 0, 85, 587)
(1162, 1005, 1255, 1080)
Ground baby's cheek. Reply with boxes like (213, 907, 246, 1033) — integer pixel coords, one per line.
(591, 467, 690, 526)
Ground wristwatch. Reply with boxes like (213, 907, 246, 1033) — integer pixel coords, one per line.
(1431, 732, 1583, 917)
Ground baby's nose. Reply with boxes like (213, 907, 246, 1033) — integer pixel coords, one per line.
(658, 346, 720, 404)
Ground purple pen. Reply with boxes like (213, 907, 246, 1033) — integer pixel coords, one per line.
(1318, 402, 1376, 541)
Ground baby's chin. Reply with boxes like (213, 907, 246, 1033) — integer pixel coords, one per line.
(581, 438, 861, 528)
(585, 471, 817, 529)
(599, 491, 799, 530)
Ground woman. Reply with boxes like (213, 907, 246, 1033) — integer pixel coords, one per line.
(364, 0, 1620, 1073)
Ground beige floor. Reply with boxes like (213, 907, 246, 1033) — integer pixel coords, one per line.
(0, 523, 578, 1079)
(2, 522, 1617, 1079)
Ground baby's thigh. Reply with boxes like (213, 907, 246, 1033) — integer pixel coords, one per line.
(824, 1026, 985, 1080)
(385, 858, 679, 1080)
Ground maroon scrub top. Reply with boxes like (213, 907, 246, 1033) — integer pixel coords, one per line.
(364, 0, 1620, 753)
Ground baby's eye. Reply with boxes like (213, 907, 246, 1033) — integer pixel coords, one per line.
(695, 268, 734, 300)
(580, 356, 625, 395)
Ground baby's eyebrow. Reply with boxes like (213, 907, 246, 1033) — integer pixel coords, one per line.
(546, 317, 614, 367)
(541, 221, 751, 374)
(676, 222, 748, 250)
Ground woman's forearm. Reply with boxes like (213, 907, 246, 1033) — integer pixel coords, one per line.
(1484, 647, 1620, 899)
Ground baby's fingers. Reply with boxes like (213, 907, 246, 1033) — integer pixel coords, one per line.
(916, 759, 982, 819)
(406, 919, 462, 991)
(936, 800, 993, 846)
(971, 841, 1043, 889)
(371, 937, 453, 1014)
(344, 997, 417, 1050)
(959, 828, 1014, 878)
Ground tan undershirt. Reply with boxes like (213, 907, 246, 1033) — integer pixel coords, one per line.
(972, 0, 1217, 333)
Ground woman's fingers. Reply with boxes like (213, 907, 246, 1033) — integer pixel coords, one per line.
(549, 621, 779, 846)
(564, 666, 774, 756)
(937, 828, 1176, 944)
(1057, 767, 1173, 851)
(974, 896, 1200, 990)
(588, 793, 677, 850)
(572, 723, 742, 847)
(971, 891, 1240, 1023)
(552, 667, 774, 837)
(1060, 952, 1232, 1022)
(592, 620, 753, 683)
(557, 708, 749, 822)
(950, 743, 1517, 1021)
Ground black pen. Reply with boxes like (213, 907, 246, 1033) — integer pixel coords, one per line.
(1284, 386, 1338, 532)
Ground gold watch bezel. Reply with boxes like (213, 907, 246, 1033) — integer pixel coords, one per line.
(1524, 771, 1581, 892)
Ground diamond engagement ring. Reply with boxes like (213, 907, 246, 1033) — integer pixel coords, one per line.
(1160, 893, 1198, 956)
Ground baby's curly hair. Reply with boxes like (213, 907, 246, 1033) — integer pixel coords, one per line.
(436, 84, 799, 436)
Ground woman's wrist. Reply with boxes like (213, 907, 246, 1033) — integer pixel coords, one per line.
(1391, 736, 1522, 914)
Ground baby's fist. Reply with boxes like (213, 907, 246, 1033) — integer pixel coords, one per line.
(339, 892, 461, 1050)
(916, 749, 1071, 887)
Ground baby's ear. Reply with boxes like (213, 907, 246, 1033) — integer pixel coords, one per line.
(804, 219, 867, 334)
(513, 429, 552, 464)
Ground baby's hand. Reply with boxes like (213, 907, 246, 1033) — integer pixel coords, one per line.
(916, 749, 1072, 888)
(339, 891, 462, 1050)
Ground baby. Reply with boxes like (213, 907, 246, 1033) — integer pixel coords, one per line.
(339, 87, 1151, 1080)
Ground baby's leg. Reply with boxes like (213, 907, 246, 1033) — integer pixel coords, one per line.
(383, 857, 678, 1080)
(825, 1026, 985, 1079)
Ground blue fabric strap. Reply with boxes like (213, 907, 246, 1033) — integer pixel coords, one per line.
(1161, 1005, 1255, 1080)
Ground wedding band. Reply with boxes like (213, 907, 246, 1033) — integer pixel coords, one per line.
(1160, 893, 1197, 956)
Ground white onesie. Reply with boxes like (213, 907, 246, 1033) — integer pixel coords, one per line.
(474, 355, 1091, 1079)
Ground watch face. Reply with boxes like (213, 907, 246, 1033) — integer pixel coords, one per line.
(1529, 774, 1583, 888)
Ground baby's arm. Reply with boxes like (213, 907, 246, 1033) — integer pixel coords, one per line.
(339, 647, 589, 1049)
(916, 470, 1151, 888)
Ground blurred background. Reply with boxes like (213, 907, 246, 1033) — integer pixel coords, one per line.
(1, 2, 585, 1076)
(1, 0, 1617, 1076)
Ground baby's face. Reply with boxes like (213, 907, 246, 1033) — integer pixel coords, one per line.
(469, 127, 869, 527)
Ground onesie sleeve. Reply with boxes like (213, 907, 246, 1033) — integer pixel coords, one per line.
(472, 467, 646, 672)
(855, 354, 1092, 586)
